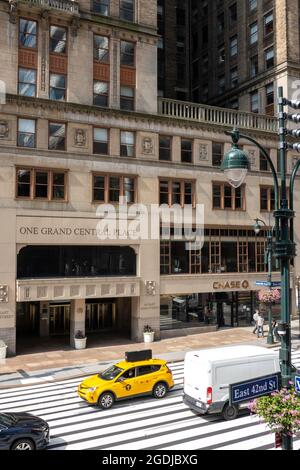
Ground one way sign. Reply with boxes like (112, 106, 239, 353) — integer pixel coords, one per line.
(296, 376, 300, 394)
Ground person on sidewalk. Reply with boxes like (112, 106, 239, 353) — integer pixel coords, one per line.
(272, 320, 280, 342)
(257, 313, 265, 338)
(252, 309, 259, 335)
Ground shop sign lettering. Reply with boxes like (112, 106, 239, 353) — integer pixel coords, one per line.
(213, 280, 249, 290)
(18, 226, 137, 238)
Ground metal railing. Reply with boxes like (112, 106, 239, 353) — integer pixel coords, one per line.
(158, 98, 278, 133)
(15, 0, 79, 13)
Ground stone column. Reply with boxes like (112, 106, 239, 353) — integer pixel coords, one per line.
(39, 301, 49, 337)
(70, 299, 86, 348)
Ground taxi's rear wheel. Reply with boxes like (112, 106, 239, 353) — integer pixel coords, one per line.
(153, 382, 168, 399)
(98, 392, 115, 409)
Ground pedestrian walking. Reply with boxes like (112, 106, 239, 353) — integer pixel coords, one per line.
(204, 305, 210, 325)
(257, 313, 265, 338)
(252, 309, 259, 334)
(272, 320, 280, 342)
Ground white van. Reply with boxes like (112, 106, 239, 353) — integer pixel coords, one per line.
(183, 345, 280, 420)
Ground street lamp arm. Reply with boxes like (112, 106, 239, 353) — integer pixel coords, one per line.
(289, 158, 300, 245)
(225, 130, 279, 210)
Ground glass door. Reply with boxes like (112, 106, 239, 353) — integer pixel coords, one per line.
(85, 302, 117, 332)
(49, 304, 70, 335)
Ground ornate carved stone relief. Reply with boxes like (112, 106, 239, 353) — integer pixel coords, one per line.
(74, 128, 87, 147)
(0, 121, 9, 139)
(198, 144, 208, 161)
(145, 281, 156, 296)
(142, 137, 154, 155)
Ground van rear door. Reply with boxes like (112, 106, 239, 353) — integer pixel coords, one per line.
(184, 353, 210, 402)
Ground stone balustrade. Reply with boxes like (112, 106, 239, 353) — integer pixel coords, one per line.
(158, 98, 278, 134)
(14, 0, 79, 14)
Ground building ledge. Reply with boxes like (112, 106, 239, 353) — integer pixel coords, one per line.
(16, 276, 141, 302)
(10, 0, 79, 14)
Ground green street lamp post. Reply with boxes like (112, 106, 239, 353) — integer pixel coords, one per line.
(221, 87, 300, 451)
(253, 218, 275, 345)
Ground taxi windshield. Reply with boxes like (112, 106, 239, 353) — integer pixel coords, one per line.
(99, 365, 123, 381)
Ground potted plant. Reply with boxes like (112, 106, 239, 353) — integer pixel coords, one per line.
(249, 385, 300, 447)
(143, 325, 155, 343)
(0, 340, 7, 359)
(74, 330, 87, 350)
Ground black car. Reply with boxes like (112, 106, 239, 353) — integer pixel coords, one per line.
(0, 412, 50, 450)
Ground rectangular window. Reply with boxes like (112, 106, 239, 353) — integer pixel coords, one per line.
(120, 41, 135, 66)
(250, 55, 258, 77)
(264, 11, 274, 36)
(17, 118, 36, 148)
(230, 36, 238, 57)
(212, 183, 245, 210)
(230, 67, 238, 88)
(49, 122, 66, 151)
(120, 86, 134, 110)
(260, 151, 270, 171)
(19, 18, 37, 49)
(50, 25, 67, 54)
(250, 90, 259, 113)
(120, 0, 134, 22)
(93, 81, 109, 107)
(212, 142, 223, 167)
(249, 22, 258, 45)
(260, 187, 275, 212)
(49, 73, 66, 101)
(91, 0, 109, 15)
(265, 47, 274, 69)
(93, 128, 108, 155)
(93, 174, 136, 203)
(94, 35, 109, 62)
(181, 139, 193, 163)
(159, 179, 195, 208)
(249, 0, 257, 11)
(159, 136, 172, 161)
(18, 68, 36, 97)
(120, 131, 135, 157)
(16, 168, 67, 201)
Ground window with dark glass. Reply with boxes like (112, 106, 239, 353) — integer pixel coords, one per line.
(181, 139, 193, 163)
(120, 0, 134, 22)
(249, 22, 258, 45)
(93, 128, 108, 154)
(120, 131, 135, 157)
(16, 168, 67, 201)
(94, 35, 109, 62)
(17, 119, 36, 148)
(230, 36, 237, 56)
(212, 183, 245, 210)
(250, 55, 258, 78)
(93, 81, 109, 107)
(49, 122, 66, 150)
(17, 245, 136, 278)
(264, 11, 273, 36)
(93, 174, 136, 203)
(159, 180, 195, 207)
(120, 41, 135, 66)
(120, 86, 134, 110)
(250, 90, 259, 113)
(212, 142, 223, 166)
(159, 136, 171, 161)
(50, 73, 66, 101)
(229, 3, 237, 24)
(265, 47, 274, 69)
(91, 0, 109, 15)
(17, 169, 31, 197)
(35, 171, 48, 198)
(260, 151, 270, 171)
(19, 19, 37, 49)
(260, 187, 275, 211)
(50, 26, 67, 54)
(18, 68, 36, 97)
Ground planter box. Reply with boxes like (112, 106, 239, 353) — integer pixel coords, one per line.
(74, 337, 87, 350)
(0, 345, 7, 359)
(143, 332, 155, 343)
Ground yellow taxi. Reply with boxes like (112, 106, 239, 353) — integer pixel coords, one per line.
(78, 358, 174, 409)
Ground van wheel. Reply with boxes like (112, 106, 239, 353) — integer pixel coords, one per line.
(153, 382, 168, 399)
(222, 403, 239, 421)
(98, 392, 115, 409)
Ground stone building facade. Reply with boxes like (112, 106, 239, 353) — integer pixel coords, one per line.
(0, 0, 299, 356)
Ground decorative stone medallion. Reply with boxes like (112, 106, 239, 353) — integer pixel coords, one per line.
(199, 144, 208, 161)
(248, 150, 256, 166)
(74, 128, 87, 147)
(0, 121, 9, 139)
(142, 137, 154, 155)
(0, 285, 8, 303)
(145, 281, 156, 296)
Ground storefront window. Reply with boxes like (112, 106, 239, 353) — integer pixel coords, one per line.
(17, 245, 136, 278)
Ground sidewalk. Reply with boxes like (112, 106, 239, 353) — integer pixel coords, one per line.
(0, 321, 299, 388)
